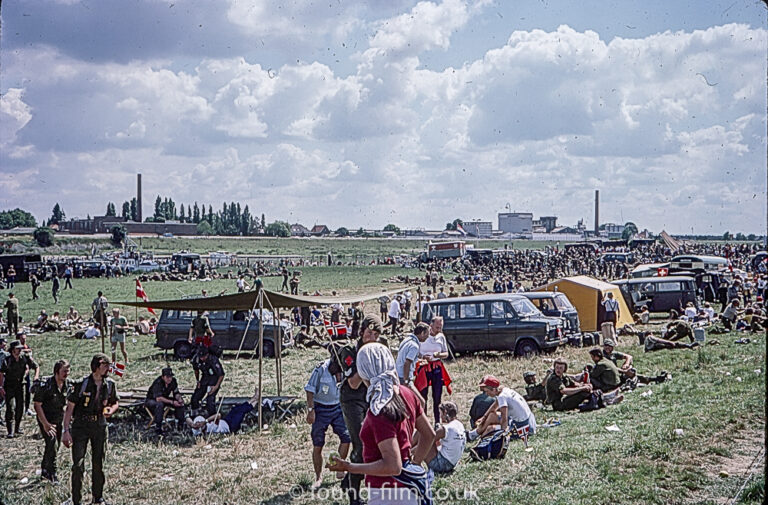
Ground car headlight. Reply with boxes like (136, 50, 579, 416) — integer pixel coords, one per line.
(545, 323, 550, 333)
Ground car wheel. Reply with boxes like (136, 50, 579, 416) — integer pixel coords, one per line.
(260, 340, 275, 358)
(173, 341, 193, 361)
(515, 339, 540, 357)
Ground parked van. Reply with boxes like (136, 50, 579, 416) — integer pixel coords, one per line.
(669, 255, 728, 273)
(155, 309, 291, 359)
(420, 294, 566, 357)
(519, 292, 581, 337)
(613, 276, 698, 313)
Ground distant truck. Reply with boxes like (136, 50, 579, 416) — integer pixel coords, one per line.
(171, 252, 201, 273)
(427, 241, 467, 260)
(0, 254, 43, 282)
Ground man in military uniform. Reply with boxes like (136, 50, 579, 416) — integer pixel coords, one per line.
(602, 339, 633, 372)
(91, 291, 109, 337)
(4, 292, 19, 336)
(0, 340, 38, 437)
(191, 346, 225, 416)
(588, 348, 622, 392)
(522, 371, 546, 402)
(545, 358, 594, 412)
(145, 367, 185, 434)
(188, 310, 214, 348)
(33, 359, 71, 483)
(327, 315, 383, 505)
(62, 353, 119, 505)
(664, 319, 695, 343)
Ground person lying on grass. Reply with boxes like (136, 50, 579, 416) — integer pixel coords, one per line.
(186, 387, 260, 436)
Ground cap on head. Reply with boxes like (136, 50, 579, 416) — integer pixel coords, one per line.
(478, 375, 500, 388)
(8, 340, 22, 352)
(522, 371, 536, 379)
(162, 367, 174, 377)
(361, 315, 383, 334)
(603, 339, 616, 347)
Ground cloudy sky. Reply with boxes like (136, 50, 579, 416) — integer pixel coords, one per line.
(1, 0, 766, 234)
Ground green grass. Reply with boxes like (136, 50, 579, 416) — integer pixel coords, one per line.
(0, 271, 764, 505)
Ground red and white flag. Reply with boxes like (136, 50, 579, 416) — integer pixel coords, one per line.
(657, 267, 669, 277)
(324, 320, 348, 338)
(135, 279, 157, 315)
(110, 362, 125, 377)
(516, 424, 530, 447)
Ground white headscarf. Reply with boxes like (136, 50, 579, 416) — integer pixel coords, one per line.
(356, 343, 400, 416)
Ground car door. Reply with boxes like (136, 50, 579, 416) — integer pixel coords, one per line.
(207, 311, 232, 347)
(452, 301, 488, 352)
(654, 281, 683, 312)
(488, 300, 517, 351)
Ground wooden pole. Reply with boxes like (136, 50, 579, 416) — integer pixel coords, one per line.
(257, 290, 264, 432)
(274, 308, 281, 395)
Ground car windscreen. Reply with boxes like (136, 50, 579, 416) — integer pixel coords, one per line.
(510, 298, 541, 317)
(553, 294, 575, 311)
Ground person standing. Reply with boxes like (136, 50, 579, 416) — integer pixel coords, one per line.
(6, 265, 16, 289)
(304, 358, 351, 490)
(349, 302, 363, 339)
(601, 292, 620, 330)
(62, 353, 119, 505)
(109, 308, 129, 364)
(289, 273, 300, 295)
(0, 340, 39, 437)
(4, 292, 19, 336)
(416, 316, 451, 423)
(145, 367, 185, 435)
(18, 331, 38, 416)
(188, 310, 214, 348)
(33, 359, 71, 483)
(280, 266, 289, 292)
(386, 295, 402, 338)
(63, 265, 74, 290)
(52, 274, 61, 304)
(395, 323, 429, 386)
(91, 291, 109, 336)
(327, 342, 435, 505)
(191, 346, 225, 416)
(31, 274, 41, 301)
(327, 315, 383, 505)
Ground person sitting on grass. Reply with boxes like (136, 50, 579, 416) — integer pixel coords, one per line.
(663, 319, 695, 343)
(416, 401, 466, 475)
(587, 349, 624, 406)
(522, 371, 547, 402)
(467, 375, 536, 441)
(545, 358, 596, 412)
(186, 387, 260, 436)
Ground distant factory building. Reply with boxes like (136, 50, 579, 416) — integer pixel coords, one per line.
(498, 212, 533, 234)
(463, 220, 493, 238)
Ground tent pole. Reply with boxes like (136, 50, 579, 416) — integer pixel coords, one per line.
(274, 308, 281, 395)
(258, 289, 264, 433)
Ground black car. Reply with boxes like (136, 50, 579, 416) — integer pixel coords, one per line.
(420, 294, 565, 357)
(155, 309, 292, 359)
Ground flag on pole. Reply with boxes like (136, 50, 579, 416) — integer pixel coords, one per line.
(516, 424, 530, 448)
(135, 279, 157, 315)
(323, 320, 348, 338)
(109, 362, 125, 377)
(657, 267, 669, 277)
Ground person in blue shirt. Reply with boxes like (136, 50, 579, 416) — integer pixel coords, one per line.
(395, 322, 429, 385)
(305, 358, 351, 490)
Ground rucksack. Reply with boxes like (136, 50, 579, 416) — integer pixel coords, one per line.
(469, 429, 510, 461)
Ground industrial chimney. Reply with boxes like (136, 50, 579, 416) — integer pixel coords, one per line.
(137, 173, 142, 222)
(594, 189, 599, 236)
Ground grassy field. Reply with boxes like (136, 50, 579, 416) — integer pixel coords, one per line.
(0, 273, 765, 505)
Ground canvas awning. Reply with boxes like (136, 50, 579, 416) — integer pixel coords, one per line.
(114, 287, 407, 311)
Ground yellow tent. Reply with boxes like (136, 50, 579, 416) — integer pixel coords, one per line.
(534, 276, 633, 332)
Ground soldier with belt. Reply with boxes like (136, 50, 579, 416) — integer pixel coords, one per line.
(188, 310, 214, 348)
(62, 353, 119, 505)
(191, 346, 224, 415)
(4, 292, 19, 336)
(0, 339, 38, 437)
(33, 359, 71, 483)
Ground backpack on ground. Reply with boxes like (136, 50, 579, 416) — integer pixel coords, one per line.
(469, 429, 509, 461)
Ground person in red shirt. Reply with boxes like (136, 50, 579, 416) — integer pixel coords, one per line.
(328, 343, 435, 505)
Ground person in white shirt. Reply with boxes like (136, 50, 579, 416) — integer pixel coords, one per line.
(702, 302, 716, 321)
(417, 317, 451, 423)
(420, 401, 466, 474)
(84, 323, 101, 340)
(385, 295, 402, 337)
(236, 276, 249, 293)
(467, 375, 536, 441)
(395, 323, 429, 385)
(187, 387, 261, 436)
(684, 302, 697, 320)
(602, 292, 620, 329)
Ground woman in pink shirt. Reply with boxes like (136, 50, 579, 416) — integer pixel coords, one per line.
(328, 343, 435, 505)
